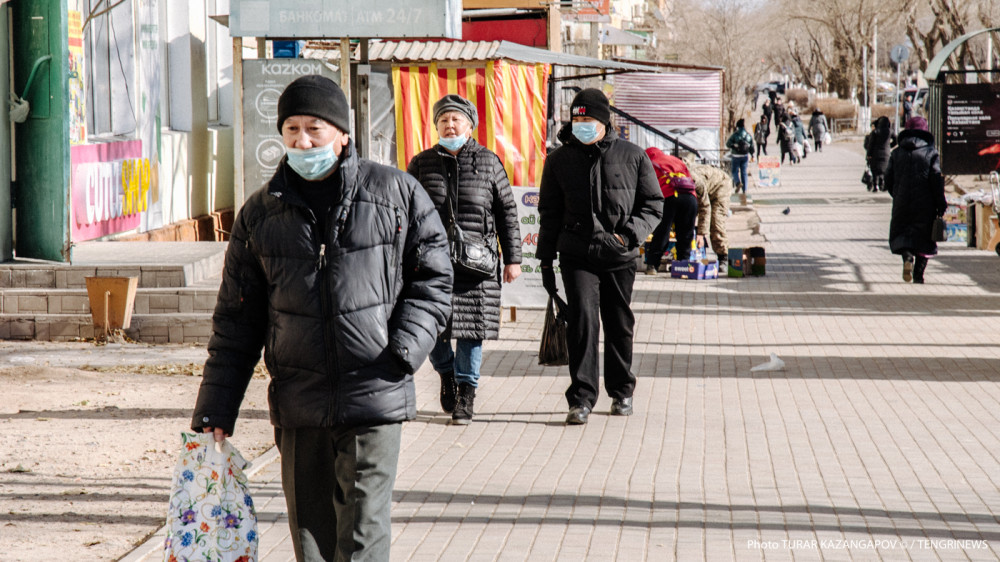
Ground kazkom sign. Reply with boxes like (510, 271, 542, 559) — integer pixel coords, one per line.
(229, 0, 461, 39)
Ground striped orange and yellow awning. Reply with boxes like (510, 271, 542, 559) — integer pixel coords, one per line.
(393, 60, 549, 187)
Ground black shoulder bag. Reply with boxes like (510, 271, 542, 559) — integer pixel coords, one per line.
(445, 183, 499, 279)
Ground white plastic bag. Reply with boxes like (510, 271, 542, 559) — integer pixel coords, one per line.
(823, 132, 832, 145)
(163, 432, 258, 562)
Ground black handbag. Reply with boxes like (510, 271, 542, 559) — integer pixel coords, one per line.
(445, 186, 498, 280)
(932, 216, 947, 242)
(861, 168, 872, 187)
(448, 222, 498, 279)
(538, 295, 569, 366)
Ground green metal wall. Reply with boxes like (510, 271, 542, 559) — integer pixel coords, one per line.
(12, 0, 70, 262)
(0, 6, 12, 261)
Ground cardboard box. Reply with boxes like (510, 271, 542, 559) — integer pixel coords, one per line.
(670, 259, 719, 279)
(728, 248, 745, 278)
(747, 247, 766, 276)
(727, 247, 766, 277)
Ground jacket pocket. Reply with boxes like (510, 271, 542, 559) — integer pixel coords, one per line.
(335, 305, 391, 370)
(590, 230, 627, 262)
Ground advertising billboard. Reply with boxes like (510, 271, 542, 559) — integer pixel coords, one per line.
(941, 83, 1000, 175)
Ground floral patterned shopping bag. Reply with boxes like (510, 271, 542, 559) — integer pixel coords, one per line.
(163, 432, 258, 562)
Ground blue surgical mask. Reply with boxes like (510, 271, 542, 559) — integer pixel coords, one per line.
(285, 143, 338, 180)
(572, 122, 601, 144)
(438, 135, 467, 152)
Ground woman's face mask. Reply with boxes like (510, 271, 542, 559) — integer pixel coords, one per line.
(285, 143, 338, 180)
(438, 135, 468, 152)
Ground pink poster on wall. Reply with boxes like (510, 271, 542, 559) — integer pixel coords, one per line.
(70, 140, 151, 242)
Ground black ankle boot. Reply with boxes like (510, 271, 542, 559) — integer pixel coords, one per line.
(913, 256, 927, 284)
(451, 383, 476, 425)
(902, 252, 914, 282)
(439, 370, 457, 413)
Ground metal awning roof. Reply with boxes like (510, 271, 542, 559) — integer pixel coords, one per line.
(364, 40, 661, 72)
(600, 25, 646, 46)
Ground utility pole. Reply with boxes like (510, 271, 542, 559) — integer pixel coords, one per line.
(872, 17, 878, 111)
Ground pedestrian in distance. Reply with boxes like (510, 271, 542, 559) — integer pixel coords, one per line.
(809, 108, 828, 153)
(777, 115, 796, 166)
(791, 111, 808, 160)
(191, 75, 454, 562)
(753, 114, 769, 159)
(771, 98, 786, 131)
(903, 94, 914, 124)
(537, 88, 663, 425)
(866, 116, 896, 192)
(643, 147, 698, 276)
(886, 116, 946, 284)
(761, 97, 772, 129)
(725, 118, 754, 203)
(406, 94, 523, 425)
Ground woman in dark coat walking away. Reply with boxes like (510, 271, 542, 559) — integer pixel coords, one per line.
(777, 116, 795, 165)
(407, 94, 523, 424)
(866, 116, 896, 192)
(886, 116, 947, 284)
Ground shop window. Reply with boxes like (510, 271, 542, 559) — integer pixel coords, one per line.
(84, 0, 138, 138)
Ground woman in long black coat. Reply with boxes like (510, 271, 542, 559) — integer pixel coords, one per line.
(407, 94, 523, 424)
(866, 116, 896, 192)
(885, 116, 947, 284)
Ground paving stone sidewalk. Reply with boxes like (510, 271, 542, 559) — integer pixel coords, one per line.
(127, 140, 1000, 561)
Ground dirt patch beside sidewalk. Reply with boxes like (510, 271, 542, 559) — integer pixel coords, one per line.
(0, 342, 273, 561)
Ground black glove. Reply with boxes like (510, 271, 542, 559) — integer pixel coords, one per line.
(540, 260, 557, 296)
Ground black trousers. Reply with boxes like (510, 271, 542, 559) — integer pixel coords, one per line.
(646, 193, 698, 268)
(560, 263, 637, 409)
(275, 424, 401, 562)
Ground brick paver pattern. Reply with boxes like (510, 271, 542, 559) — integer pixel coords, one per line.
(166, 142, 1000, 561)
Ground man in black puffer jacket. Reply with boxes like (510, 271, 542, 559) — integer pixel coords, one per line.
(191, 76, 452, 561)
(537, 88, 663, 425)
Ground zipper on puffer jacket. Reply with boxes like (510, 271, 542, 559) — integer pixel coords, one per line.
(393, 207, 403, 267)
(313, 217, 338, 427)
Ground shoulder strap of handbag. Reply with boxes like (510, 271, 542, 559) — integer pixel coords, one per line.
(443, 167, 459, 230)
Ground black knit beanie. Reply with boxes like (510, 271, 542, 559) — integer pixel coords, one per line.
(276, 75, 351, 134)
(570, 88, 611, 124)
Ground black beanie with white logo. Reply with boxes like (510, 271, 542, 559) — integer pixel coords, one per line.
(570, 88, 611, 124)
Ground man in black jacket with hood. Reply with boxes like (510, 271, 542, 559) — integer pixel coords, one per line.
(537, 88, 663, 425)
(191, 75, 453, 561)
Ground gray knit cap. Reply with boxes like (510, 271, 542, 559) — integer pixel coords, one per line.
(433, 94, 479, 130)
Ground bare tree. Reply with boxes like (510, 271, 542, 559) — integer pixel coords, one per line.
(778, 0, 908, 99)
(903, 0, 1000, 74)
(660, 0, 771, 130)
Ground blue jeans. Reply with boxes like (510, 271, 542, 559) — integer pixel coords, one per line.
(429, 337, 483, 387)
(730, 154, 749, 193)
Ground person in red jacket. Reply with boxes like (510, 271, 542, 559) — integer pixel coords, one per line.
(643, 148, 699, 275)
